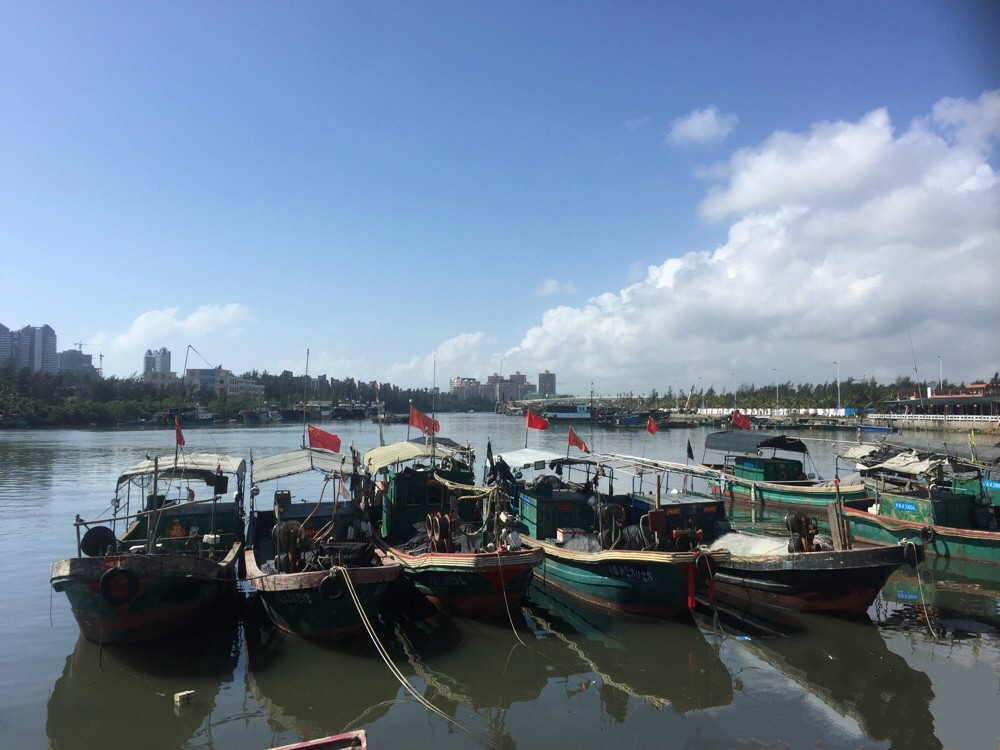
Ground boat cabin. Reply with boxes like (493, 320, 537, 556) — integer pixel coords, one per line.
(704, 431, 811, 484)
(494, 448, 730, 550)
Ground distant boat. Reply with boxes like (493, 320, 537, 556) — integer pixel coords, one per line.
(540, 403, 593, 422)
(855, 422, 896, 433)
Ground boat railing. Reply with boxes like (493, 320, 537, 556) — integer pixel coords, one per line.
(74, 494, 231, 528)
(876, 413, 1000, 423)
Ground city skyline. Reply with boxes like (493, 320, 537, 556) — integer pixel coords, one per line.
(3, 4, 998, 394)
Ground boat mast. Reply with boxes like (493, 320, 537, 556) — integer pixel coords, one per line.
(301, 348, 309, 448)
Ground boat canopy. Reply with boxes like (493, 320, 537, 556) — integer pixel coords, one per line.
(363, 441, 462, 475)
(704, 431, 809, 455)
(867, 451, 945, 476)
(878, 435, 1000, 467)
(253, 448, 355, 484)
(839, 444, 881, 461)
(116, 452, 246, 487)
(494, 448, 566, 469)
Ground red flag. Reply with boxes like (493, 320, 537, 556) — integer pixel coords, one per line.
(732, 410, 752, 430)
(646, 417, 658, 434)
(174, 415, 185, 446)
(568, 427, 589, 453)
(526, 410, 549, 430)
(409, 404, 440, 436)
(307, 424, 342, 453)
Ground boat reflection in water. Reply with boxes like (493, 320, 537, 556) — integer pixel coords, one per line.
(243, 591, 407, 748)
(46, 607, 241, 750)
(698, 599, 941, 750)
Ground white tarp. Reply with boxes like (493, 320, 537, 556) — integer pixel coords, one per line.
(839, 444, 880, 461)
(363, 441, 460, 475)
(117, 452, 246, 484)
(869, 450, 944, 476)
(253, 448, 355, 483)
(494, 448, 564, 470)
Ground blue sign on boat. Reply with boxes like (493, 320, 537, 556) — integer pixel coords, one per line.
(896, 590, 918, 602)
(894, 500, 917, 513)
(983, 479, 1000, 490)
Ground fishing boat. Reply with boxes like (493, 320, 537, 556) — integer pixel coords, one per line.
(243, 447, 401, 640)
(705, 513, 922, 616)
(540, 403, 593, 422)
(243, 405, 281, 426)
(362, 440, 543, 617)
(270, 730, 368, 750)
(855, 421, 896, 434)
(702, 430, 868, 511)
(842, 445, 1000, 564)
(488, 448, 730, 617)
(49, 451, 246, 644)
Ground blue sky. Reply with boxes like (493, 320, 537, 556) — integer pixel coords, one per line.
(2, 2, 998, 396)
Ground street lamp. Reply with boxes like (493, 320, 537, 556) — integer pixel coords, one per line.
(699, 376, 704, 411)
(938, 355, 943, 391)
(731, 372, 737, 408)
(772, 368, 778, 413)
(834, 361, 841, 412)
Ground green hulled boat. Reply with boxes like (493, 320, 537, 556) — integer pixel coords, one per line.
(490, 448, 729, 617)
(364, 440, 543, 617)
(703, 431, 868, 510)
(843, 448, 1000, 565)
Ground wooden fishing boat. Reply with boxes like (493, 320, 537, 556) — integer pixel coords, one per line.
(363, 440, 543, 617)
(270, 730, 368, 750)
(842, 447, 1000, 565)
(706, 515, 922, 616)
(50, 451, 246, 644)
(703, 430, 868, 511)
(244, 448, 401, 640)
(490, 449, 730, 617)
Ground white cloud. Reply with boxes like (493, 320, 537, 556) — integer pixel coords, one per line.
(91, 304, 253, 375)
(535, 279, 578, 297)
(667, 106, 739, 146)
(386, 332, 498, 385)
(487, 91, 1000, 392)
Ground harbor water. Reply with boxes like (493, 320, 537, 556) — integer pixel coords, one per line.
(2, 415, 998, 749)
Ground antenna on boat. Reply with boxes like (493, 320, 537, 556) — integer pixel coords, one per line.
(907, 328, 925, 408)
(431, 356, 437, 467)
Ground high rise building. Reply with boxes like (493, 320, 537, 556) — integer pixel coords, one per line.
(143, 347, 171, 373)
(0, 323, 57, 373)
(538, 370, 556, 396)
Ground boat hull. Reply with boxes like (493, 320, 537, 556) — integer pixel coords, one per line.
(384, 545, 543, 617)
(711, 476, 868, 511)
(712, 543, 919, 616)
(844, 506, 1000, 565)
(49, 546, 240, 644)
(245, 550, 401, 640)
(527, 536, 727, 617)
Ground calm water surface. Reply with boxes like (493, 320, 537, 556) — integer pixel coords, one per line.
(2, 415, 998, 749)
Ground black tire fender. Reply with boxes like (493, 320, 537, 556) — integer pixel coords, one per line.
(918, 526, 936, 545)
(99, 567, 139, 606)
(319, 571, 344, 601)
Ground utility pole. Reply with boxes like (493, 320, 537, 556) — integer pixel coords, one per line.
(834, 361, 841, 412)
(773, 368, 778, 413)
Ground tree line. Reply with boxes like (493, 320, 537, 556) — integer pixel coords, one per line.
(1, 361, 996, 427)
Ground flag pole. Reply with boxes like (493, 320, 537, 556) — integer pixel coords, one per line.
(524, 411, 528, 449)
(407, 399, 412, 442)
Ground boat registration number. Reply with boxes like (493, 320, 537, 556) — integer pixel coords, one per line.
(274, 592, 312, 605)
(608, 564, 653, 584)
(102, 557, 126, 570)
(893, 501, 917, 513)
(983, 479, 1000, 490)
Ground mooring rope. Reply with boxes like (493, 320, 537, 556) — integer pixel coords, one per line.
(333, 566, 504, 750)
(915, 562, 940, 640)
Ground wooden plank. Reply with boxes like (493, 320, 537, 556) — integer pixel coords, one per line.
(826, 502, 845, 551)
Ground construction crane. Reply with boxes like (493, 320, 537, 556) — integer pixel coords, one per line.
(73, 342, 104, 376)
(683, 383, 697, 414)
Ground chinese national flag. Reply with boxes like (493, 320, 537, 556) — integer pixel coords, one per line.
(409, 404, 440, 436)
(174, 415, 185, 446)
(307, 425, 342, 453)
(568, 427, 589, 453)
(732, 410, 753, 430)
(526, 410, 549, 430)
(646, 417, 658, 434)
